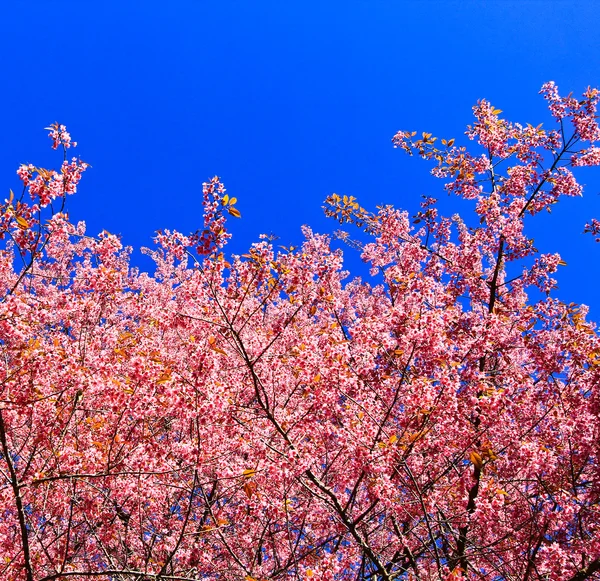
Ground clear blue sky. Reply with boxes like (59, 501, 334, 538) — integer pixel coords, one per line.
(2, 1, 600, 313)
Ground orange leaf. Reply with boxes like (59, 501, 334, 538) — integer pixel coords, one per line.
(469, 451, 483, 470)
(15, 216, 29, 229)
(243, 481, 257, 499)
(157, 372, 172, 384)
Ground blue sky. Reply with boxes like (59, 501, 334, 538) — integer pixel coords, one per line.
(2, 1, 600, 314)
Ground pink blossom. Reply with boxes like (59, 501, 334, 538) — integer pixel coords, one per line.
(572, 146, 600, 166)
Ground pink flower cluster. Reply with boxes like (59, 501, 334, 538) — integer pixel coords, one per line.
(16, 159, 89, 207)
(584, 217, 600, 242)
(46, 122, 76, 149)
(541, 81, 600, 141)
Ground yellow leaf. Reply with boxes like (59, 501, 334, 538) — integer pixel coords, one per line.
(15, 216, 29, 229)
(157, 372, 172, 384)
(558, 260, 567, 266)
(228, 206, 241, 218)
(447, 138, 455, 147)
(484, 447, 498, 461)
(242, 469, 256, 478)
(8, 189, 14, 204)
(221, 194, 229, 206)
(228, 197, 237, 205)
(492, 108, 502, 115)
(469, 451, 483, 470)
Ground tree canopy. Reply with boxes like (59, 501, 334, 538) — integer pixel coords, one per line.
(1, 85, 599, 581)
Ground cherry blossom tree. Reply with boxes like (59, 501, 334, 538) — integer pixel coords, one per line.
(0, 85, 599, 581)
